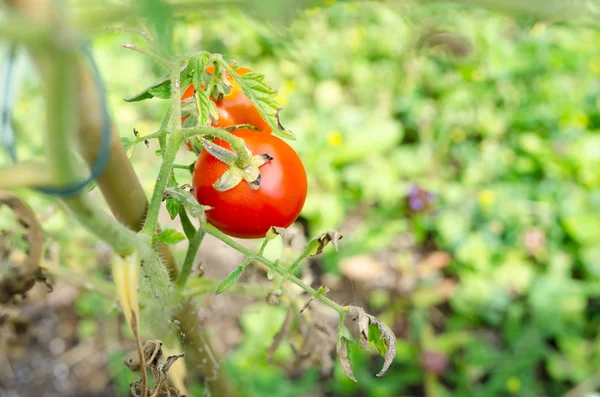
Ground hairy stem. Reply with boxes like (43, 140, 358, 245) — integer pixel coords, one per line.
(142, 65, 184, 236)
(204, 223, 346, 314)
(275, 253, 309, 291)
(122, 42, 172, 69)
(183, 278, 268, 299)
(176, 228, 206, 288)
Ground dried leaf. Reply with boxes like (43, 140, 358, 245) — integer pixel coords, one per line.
(347, 306, 370, 349)
(162, 353, 185, 374)
(0, 191, 44, 303)
(267, 308, 293, 363)
(266, 291, 280, 306)
(345, 306, 397, 377)
(304, 230, 343, 257)
(336, 337, 356, 382)
(265, 226, 286, 242)
(367, 316, 396, 377)
(125, 340, 162, 372)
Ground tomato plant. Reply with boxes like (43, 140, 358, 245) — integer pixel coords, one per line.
(183, 65, 270, 131)
(192, 129, 307, 239)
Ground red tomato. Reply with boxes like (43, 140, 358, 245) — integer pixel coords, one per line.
(182, 65, 272, 151)
(192, 129, 307, 239)
(205, 66, 272, 133)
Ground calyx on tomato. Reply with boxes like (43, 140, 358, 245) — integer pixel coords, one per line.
(200, 137, 273, 192)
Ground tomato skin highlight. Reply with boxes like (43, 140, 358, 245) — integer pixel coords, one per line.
(192, 129, 307, 239)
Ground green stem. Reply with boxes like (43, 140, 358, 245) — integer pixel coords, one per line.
(203, 223, 346, 314)
(275, 253, 309, 291)
(258, 238, 270, 256)
(172, 164, 192, 171)
(176, 228, 206, 288)
(142, 63, 184, 237)
(182, 277, 268, 299)
(178, 206, 196, 240)
(140, 132, 181, 236)
(158, 107, 172, 150)
(0, 162, 54, 190)
(134, 129, 165, 145)
(44, 45, 138, 255)
(122, 42, 172, 69)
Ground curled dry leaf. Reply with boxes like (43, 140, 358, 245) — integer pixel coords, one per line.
(266, 291, 281, 306)
(342, 306, 397, 378)
(336, 337, 357, 382)
(348, 306, 370, 350)
(304, 230, 343, 257)
(125, 340, 163, 372)
(367, 316, 397, 377)
(267, 307, 293, 363)
(162, 353, 185, 374)
(265, 226, 287, 242)
(0, 191, 45, 303)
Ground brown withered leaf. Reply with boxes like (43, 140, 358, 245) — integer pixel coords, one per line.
(347, 306, 370, 350)
(162, 353, 185, 374)
(304, 230, 343, 257)
(125, 340, 163, 371)
(345, 306, 397, 378)
(267, 308, 294, 363)
(336, 337, 357, 382)
(0, 191, 44, 304)
(367, 316, 396, 377)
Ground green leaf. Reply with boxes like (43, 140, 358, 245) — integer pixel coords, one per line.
(196, 89, 219, 126)
(124, 75, 170, 102)
(228, 69, 295, 140)
(192, 53, 212, 90)
(157, 229, 186, 245)
(120, 137, 137, 158)
(124, 62, 189, 102)
(216, 265, 246, 294)
(164, 186, 209, 219)
(165, 173, 180, 220)
(166, 199, 181, 220)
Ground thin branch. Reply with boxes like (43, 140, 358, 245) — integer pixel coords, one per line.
(176, 228, 206, 288)
(122, 42, 172, 69)
(203, 223, 346, 314)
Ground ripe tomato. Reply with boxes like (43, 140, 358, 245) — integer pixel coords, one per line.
(182, 65, 271, 134)
(205, 66, 271, 133)
(181, 84, 195, 125)
(192, 129, 307, 239)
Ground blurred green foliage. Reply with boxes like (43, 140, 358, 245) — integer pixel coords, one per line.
(187, 1, 600, 396)
(4, 0, 600, 395)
